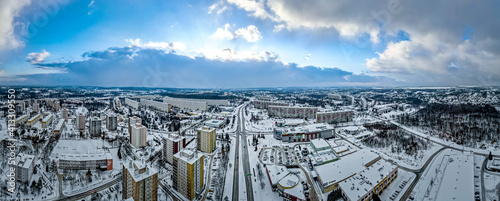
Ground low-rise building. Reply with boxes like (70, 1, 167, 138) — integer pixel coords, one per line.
(42, 113, 54, 128)
(58, 152, 113, 171)
(54, 119, 65, 135)
(27, 114, 42, 127)
(274, 123, 334, 142)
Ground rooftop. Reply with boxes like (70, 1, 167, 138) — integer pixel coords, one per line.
(278, 123, 333, 134)
(315, 149, 379, 187)
(174, 148, 203, 164)
(339, 159, 397, 200)
(15, 153, 34, 169)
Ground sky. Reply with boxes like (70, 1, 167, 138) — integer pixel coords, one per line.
(0, 0, 499, 88)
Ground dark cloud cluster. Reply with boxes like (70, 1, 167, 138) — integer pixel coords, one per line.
(19, 46, 400, 87)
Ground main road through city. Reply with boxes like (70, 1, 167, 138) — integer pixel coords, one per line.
(232, 104, 254, 201)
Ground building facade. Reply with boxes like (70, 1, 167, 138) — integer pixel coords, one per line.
(163, 97, 208, 111)
(106, 114, 118, 131)
(196, 126, 216, 153)
(163, 134, 186, 165)
(316, 110, 354, 124)
(58, 153, 113, 170)
(131, 123, 147, 148)
(173, 149, 204, 201)
(90, 117, 102, 137)
(140, 99, 171, 112)
(268, 106, 318, 119)
(253, 100, 289, 109)
(76, 113, 85, 131)
(274, 123, 334, 142)
(122, 160, 158, 201)
(15, 153, 35, 184)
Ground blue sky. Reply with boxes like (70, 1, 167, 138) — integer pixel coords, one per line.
(0, 0, 499, 87)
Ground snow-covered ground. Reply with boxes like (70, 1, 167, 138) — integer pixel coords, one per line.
(411, 149, 475, 201)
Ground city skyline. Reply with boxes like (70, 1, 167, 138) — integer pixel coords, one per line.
(0, 0, 499, 87)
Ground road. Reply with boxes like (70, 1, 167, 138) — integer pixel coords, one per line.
(232, 109, 240, 201)
(398, 147, 446, 201)
(239, 105, 254, 201)
(56, 175, 122, 201)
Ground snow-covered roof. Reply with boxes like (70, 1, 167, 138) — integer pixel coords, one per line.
(174, 148, 203, 164)
(59, 152, 112, 161)
(15, 153, 34, 169)
(310, 139, 330, 149)
(124, 160, 158, 182)
(266, 165, 289, 186)
(434, 154, 474, 201)
(315, 149, 379, 187)
(333, 146, 349, 154)
(42, 113, 53, 122)
(339, 159, 397, 200)
(278, 123, 333, 134)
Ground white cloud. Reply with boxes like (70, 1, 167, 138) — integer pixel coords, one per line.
(126, 38, 187, 52)
(222, 0, 500, 85)
(211, 23, 235, 40)
(305, 53, 311, 61)
(273, 24, 285, 32)
(26, 50, 51, 64)
(198, 48, 278, 62)
(208, 1, 227, 14)
(226, 0, 273, 20)
(211, 24, 262, 42)
(234, 25, 261, 42)
(87, 0, 95, 15)
(0, 0, 31, 50)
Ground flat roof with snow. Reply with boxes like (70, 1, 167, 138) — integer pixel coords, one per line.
(278, 123, 333, 134)
(315, 149, 379, 187)
(434, 154, 474, 201)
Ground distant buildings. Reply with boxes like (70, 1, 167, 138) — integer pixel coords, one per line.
(15, 153, 35, 184)
(54, 119, 65, 135)
(328, 94, 342, 100)
(14, 114, 29, 126)
(204, 119, 225, 129)
(173, 149, 204, 201)
(315, 110, 354, 124)
(163, 134, 186, 165)
(106, 114, 118, 131)
(122, 160, 158, 201)
(42, 113, 54, 128)
(90, 117, 102, 137)
(163, 97, 207, 111)
(27, 114, 42, 127)
(130, 123, 147, 148)
(58, 153, 113, 171)
(76, 113, 85, 131)
(268, 106, 318, 119)
(253, 100, 289, 109)
(273, 123, 334, 142)
(129, 116, 142, 143)
(196, 126, 216, 153)
(63, 108, 69, 122)
(140, 98, 171, 112)
(125, 98, 140, 110)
